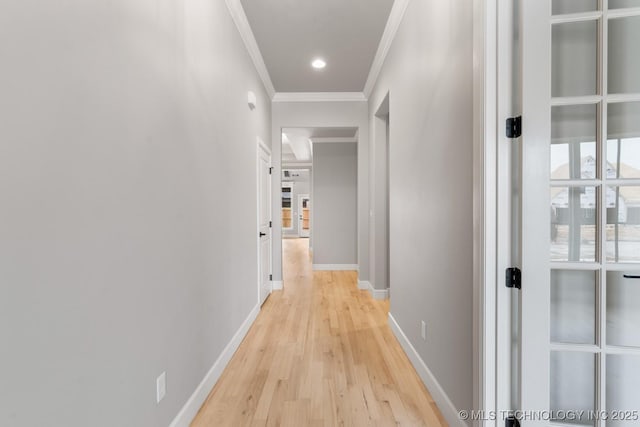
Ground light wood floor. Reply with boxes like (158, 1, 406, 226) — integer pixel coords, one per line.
(191, 238, 447, 426)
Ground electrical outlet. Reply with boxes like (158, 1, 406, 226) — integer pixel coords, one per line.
(156, 372, 166, 403)
(421, 321, 427, 341)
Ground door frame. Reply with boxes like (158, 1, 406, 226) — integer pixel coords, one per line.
(298, 194, 310, 237)
(474, 0, 519, 424)
(257, 137, 272, 306)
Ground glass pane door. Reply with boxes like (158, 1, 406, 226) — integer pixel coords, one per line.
(521, 1, 640, 426)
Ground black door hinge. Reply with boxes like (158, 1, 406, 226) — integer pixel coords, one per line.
(269, 274, 273, 281)
(269, 221, 272, 228)
(506, 116, 522, 138)
(269, 167, 273, 174)
(506, 267, 522, 289)
(505, 415, 520, 427)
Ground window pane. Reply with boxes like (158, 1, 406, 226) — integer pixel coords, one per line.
(609, 0, 640, 9)
(551, 351, 595, 425)
(551, 270, 597, 344)
(551, 186, 598, 262)
(606, 186, 640, 263)
(606, 354, 640, 427)
(607, 271, 640, 347)
(553, 21, 598, 97)
(608, 102, 640, 179)
(551, 104, 598, 179)
(609, 16, 640, 94)
(553, 0, 598, 14)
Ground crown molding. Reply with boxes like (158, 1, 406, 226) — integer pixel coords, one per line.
(283, 163, 313, 168)
(310, 137, 358, 143)
(272, 92, 367, 103)
(363, 0, 411, 98)
(225, 0, 276, 99)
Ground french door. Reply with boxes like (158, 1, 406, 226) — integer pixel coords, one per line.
(520, 1, 640, 426)
(298, 194, 310, 238)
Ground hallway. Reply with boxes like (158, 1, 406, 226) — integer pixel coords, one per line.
(191, 239, 446, 426)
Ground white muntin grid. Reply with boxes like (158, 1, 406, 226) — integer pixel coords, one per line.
(547, 2, 640, 427)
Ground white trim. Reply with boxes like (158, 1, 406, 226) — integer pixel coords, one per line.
(363, 0, 411, 98)
(272, 92, 366, 103)
(608, 6, 640, 19)
(473, 0, 499, 425)
(271, 280, 283, 290)
(494, 0, 518, 422)
(257, 138, 272, 306)
(606, 93, 640, 103)
(258, 137, 271, 156)
(357, 280, 370, 290)
(169, 304, 260, 427)
(224, 0, 275, 99)
(312, 264, 358, 271)
(551, 95, 601, 106)
(370, 287, 389, 300)
(357, 280, 389, 300)
(550, 10, 602, 24)
(310, 137, 358, 144)
(283, 162, 313, 168)
(388, 313, 467, 427)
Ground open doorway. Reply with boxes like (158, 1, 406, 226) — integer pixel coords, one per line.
(298, 194, 310, 237)
(372, 94, 390, 298)
(280, 168, 311, 239)
(281, 127, 359, 283)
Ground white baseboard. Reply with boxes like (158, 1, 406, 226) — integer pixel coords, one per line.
(388, 313, 467, 427)
(272, 280, 283, 290)
(312, 264, 358, 271)
(357, 280, 370, 290)
(357, 280, 389, 300)
(371, 287, 389, 300)
(169, 304, 260, 427)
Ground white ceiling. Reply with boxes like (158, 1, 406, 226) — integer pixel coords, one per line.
(239, 0, 395, 93)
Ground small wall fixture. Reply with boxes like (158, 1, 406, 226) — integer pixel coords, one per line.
(248, 91, 257, 110)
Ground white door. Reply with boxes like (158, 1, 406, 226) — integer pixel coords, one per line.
(298, 194, 310, 238)
(520, 2, 640, 424)
(258, 140, 272, 306)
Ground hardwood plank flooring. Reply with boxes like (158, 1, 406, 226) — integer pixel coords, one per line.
(191, 238, 447, 426)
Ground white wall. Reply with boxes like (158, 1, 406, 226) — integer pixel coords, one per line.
(367, 0, 474, 415)
(271, 101, 369, 282)
(0, 1, 271, 426)
(312, 144, 358, 266)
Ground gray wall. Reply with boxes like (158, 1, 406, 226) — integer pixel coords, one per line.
(0, 1, 271, 426)
(312, 144, 358, 266)
(271, 101, 369, 282)
(367, 0, 474, 414)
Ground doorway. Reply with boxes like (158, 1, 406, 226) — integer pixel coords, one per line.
(298, 194, 310, 238)
(281, 127, 358, 279)
(257, 139, 272, 306)
(373, 94, 390, 296)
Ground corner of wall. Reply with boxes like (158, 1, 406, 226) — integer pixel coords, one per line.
(169, 304, 260, 427)
(388, 313, 469, 427)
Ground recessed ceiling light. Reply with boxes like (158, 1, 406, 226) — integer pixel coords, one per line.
(311, 58, 326, 69)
